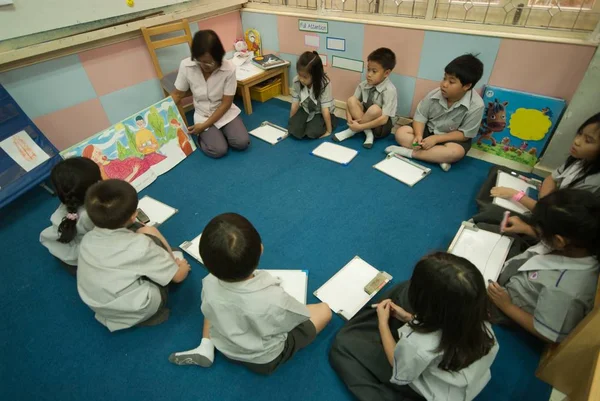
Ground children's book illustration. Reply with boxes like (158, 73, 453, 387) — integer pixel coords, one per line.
(244, 28, 261, 57)
(60, 97, 196, 192)
(471, 86, 565, 169)
(0, 130, 51, 172)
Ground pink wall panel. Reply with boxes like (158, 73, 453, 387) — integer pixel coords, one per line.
(325, 66, 362, 102)
(277, 15, 306, 55)
(410, 78, 439, 116)
(34, 99, 111, 151)
(79, 38, 158, 97)
(488, 39, 595, 102)
(198, 12, 243, 52)
(363, 25, 424, 77)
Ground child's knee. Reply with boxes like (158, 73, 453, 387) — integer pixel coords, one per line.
(366, 104, 383, 117)
(396, 125, 414, 137)
(347, 96, 360, 107)
(202, 142, 228, 158)
(446, 144, 466, 161)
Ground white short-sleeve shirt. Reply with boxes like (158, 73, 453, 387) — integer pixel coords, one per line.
(391, 323, 499, 401)
(77, 228, 179, 331)
(39, 204, 95, 266)
(551, 160, 600, 198)
(291, 76, 335, 122)
(174, 58, 241, 129)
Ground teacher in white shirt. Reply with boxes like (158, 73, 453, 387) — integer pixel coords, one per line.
(172, 30, 250, 158)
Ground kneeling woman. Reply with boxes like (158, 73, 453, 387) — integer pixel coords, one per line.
(330, 252, 499, 401)
(172, 30, 250, 158)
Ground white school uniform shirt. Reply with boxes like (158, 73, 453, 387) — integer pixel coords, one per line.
(551, 160, 600, 198)
(291, 76, 335, 122)
(353, 78, 398, 118)
(391, 322, 499, 401)
(504, 243, 599, 342)
(77, 228, 179, 332)
(39, 204, 94, 266)
(201, 270, 311, 364)
(174, 58, 240, 129)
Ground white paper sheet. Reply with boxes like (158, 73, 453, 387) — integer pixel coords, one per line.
(493, 171, 536, 214)
(326, 37, 345, 51)
(449, 225, 513, 283)
(331, 56, 363, 73)
(137, 196, 177, 227)
(236, 64, 264, 81)
(262, 270, 308, 304)
(373, 155, 431, 187)
(311, 142, 358, 165)
(0, 130, 50, 172)
(319, 54, 327, 66)
(304, 34, 320, 48)
(250, 124, 288, 145)
(314, 256, 391, 320)
(181, 233, 203, 264)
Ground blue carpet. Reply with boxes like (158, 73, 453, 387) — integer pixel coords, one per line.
(0, 98, 550, 401)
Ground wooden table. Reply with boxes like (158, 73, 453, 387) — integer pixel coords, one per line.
(237, 64, 289, 115)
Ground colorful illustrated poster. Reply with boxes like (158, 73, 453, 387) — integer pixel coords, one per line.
(61, 97, 195, 192)
(472, 86, 566, 168)
(0, 130, 51, 172)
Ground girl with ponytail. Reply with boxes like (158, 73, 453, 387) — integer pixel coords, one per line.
(40, 157, 102, 274)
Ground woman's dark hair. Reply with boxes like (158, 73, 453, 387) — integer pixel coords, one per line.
(200, 213, 262, 282)
(50, 157, 102, 243)
(191, 30, 225, 66)
(529, 189, 600, 260)
(85, 179, 138, 229)
(408, 252, 495, 372)
(296, 51, 329, 101)
(561, 112, 600, 188)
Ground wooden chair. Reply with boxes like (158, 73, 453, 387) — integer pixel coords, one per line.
(141, 19, 194, 126)
(536, 277, 600, 401)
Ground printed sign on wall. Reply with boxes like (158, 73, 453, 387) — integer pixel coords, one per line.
(299, 20, 328, 33)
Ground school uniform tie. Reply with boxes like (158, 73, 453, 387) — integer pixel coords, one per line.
(367, 87, 377, 105)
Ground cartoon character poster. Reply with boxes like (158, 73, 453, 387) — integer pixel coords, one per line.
(60, 97, 196, 192)
(471, 86, 566, 169)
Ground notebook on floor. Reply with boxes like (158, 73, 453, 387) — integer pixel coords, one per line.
(447, 221, 514, 283)
(249, 121, 288, 145)
(493, 171, 540, 214)
(311, 142, 358, 165)
(137, 196, 178, 227)
(314, 256, 392, 320)
(373, 153, 431, 187)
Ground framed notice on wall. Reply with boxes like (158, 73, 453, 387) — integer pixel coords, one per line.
(299, 19, 328, 33)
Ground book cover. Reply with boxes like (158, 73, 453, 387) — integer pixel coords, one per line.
(252, 54, 287, 70)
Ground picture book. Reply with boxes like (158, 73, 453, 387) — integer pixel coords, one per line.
(253, 54, 287, 70)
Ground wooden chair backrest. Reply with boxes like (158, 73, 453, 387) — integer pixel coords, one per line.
(141, 19, 192, 79)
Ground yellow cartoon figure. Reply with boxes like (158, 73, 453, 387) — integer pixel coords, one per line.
(244, 28, 261, 57)
(135, 116, 159, 155)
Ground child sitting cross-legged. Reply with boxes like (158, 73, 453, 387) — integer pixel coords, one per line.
(169, 213, 332, 375)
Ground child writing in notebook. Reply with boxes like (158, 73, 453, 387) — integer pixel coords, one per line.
(168, 213, 332, 374)
(487, 189, 600, 343)
(330, 252, 498, 401)
(288, 51, 337, 139)
(333, 47, 397, 148)
(474, 111, 600, 224)
(40, 157, 102, 275)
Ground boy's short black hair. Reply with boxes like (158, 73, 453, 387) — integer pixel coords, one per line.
(200, 213, 262, 282)
(444, 53, 484, 89)
(85, 179, 138, 229)
(367, 47, 396, 71)
(191, 30, 225, 66)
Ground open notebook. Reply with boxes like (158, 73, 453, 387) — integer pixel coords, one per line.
(179, 234, 308, 304)
(311, 142, 358, 165)
(448, 222, 514, 283)
(373, 154, 431, 187)
(493, 171, 538, 214)
(137, 196, 177, 227)
(249, 122, 288, 145)
(314, 256, 392, 320)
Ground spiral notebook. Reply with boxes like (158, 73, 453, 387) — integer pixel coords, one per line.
(314, 256, 392, 320)
(249, 122, 288, 145)
(493, 171, 539, 214)
(311, 142, 358, 165)
(373, 154, 431, 187)
(137, 196, 177, 227)
(447, 222, 514, 283)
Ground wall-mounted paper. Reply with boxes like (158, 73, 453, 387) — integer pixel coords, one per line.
(0, 130, 50, 172)
(299, 20, 328, 33)
(320, 54, 327, 66)
(304, 34, 320, 48)
(326, 37, 346, 51)
(332, 56, 364, 73)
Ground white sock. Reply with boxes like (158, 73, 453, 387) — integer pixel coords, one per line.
(333, 128, 356, 142)
(363, 129, 374, 148)
(169, 338, 215, 367)
(385, 145, 413, 158)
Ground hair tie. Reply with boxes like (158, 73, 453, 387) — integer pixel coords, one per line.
(66, 213, 79, 221)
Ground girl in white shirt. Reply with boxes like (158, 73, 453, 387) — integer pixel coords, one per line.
(172, 30, 250, 159)
(40, 157, 102, 274)
(330, 252, 499, 401)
